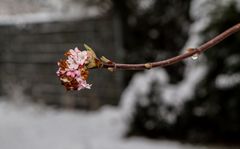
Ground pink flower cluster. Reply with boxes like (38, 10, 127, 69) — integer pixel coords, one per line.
(57, 47, 91, 90)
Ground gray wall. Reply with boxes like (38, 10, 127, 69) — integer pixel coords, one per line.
(0, 17, 123, 110)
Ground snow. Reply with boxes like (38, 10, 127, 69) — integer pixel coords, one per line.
(119, 69, 169, 118)
(118, 59, 208, 123)
(0, 0, 100, 24)
(120, 0, 240, 125)
(190, 0, 240, 90)
(0, 100, 214, 149)
(162, 64, 207, 106)
(137, 0, 156, 11)
(119, 63, 207, 124)
(119, 0, 213, 124)
(215, 73, 240, 89)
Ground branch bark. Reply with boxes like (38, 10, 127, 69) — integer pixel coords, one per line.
(102, 23, 240, 70)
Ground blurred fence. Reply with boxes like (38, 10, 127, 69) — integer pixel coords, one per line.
(0, 17, 123, 109)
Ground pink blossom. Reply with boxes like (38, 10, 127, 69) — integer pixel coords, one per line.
(76, 78, 91, 90)
(57, 47, 91, 91)
(66, 71, 75, 77)
(68, 47, 88, 66)
(76, 51, 88, 66)
(67, 57, 79, 70)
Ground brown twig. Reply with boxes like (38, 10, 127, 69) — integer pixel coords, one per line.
(102, 23, 240, 70)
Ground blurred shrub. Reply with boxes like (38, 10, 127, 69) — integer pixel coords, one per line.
(127, 1, 240, 144)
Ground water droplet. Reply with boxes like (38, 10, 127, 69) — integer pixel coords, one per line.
(191, 53, 199, 60)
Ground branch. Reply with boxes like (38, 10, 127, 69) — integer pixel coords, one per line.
(57, 23, 240, 90)
(102, 23, 240, 70)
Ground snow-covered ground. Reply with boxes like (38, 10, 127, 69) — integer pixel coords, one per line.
(0, 101, 236, 149)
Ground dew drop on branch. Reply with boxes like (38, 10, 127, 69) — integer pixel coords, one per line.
(191, 53, 199, 60)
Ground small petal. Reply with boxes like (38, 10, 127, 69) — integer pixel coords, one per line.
(56, 69, 60, 76)
(74, 47, 81, 52)
(66, 71, 72, 76)
(69, 49, 76, 55)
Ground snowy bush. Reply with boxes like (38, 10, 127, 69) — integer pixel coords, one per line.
(125, 0, 240, 143)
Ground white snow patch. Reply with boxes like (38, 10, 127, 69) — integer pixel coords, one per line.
(119, 64, 207, 124)
(120, 69, 169, 118)
(121, 0, 240, 129)
(225, 55, 240, 66)
(0, 0, 100, 24)
(215, 73, 240, 89)
(119, 0, 213, 124)
(119, 0, 240, 124)
(137, 0, 156, 11)
(0, 100, 211, 149)
(162, 64, 207, 106)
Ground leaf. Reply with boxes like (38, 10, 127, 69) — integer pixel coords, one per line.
(100, 56, 112, 63)
(86, 60, 97, 69)
(107, 67, 114, 72)
(84, 44, 97, 58)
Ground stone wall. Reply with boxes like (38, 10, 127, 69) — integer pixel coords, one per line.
(0, 17, 123, 110)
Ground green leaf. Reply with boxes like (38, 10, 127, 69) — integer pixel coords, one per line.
(100, 56, 111, 63)
(84, 43, 97, 58)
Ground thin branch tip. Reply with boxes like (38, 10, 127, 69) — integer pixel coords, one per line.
(101, 23, 240, 70)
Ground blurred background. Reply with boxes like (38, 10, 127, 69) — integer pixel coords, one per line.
(0, 0, 240, 148)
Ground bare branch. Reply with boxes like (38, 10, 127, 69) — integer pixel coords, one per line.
(102, 23, 240, 70)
